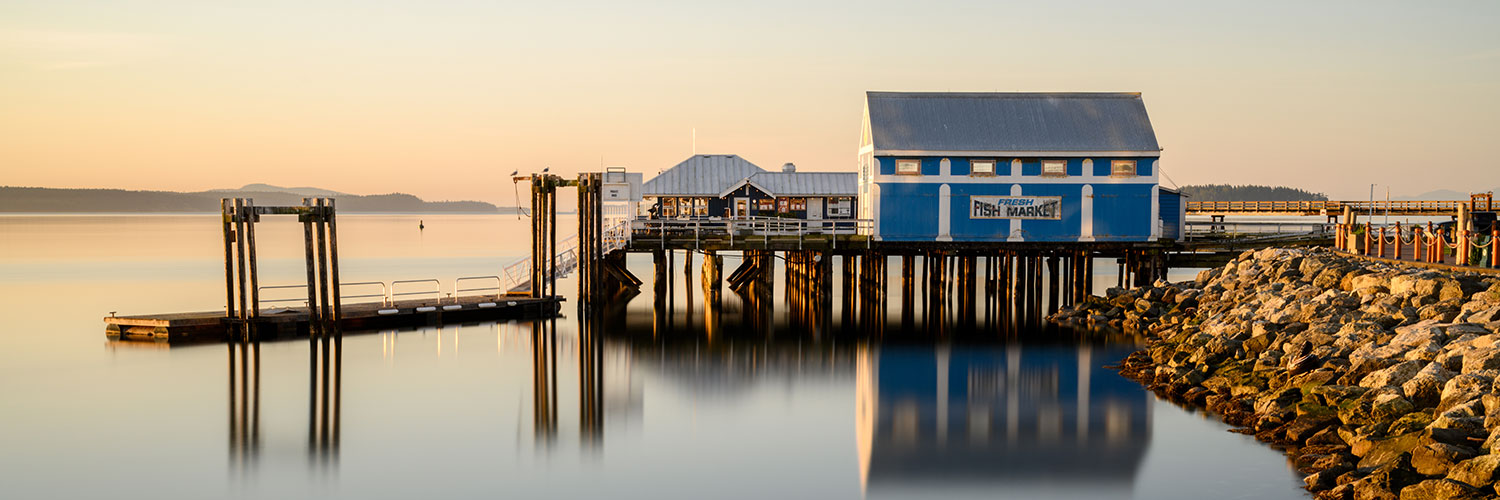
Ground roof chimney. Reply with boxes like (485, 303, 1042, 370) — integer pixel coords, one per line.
(782, 162, 796, 173)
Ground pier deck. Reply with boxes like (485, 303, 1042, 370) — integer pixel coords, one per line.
(105, 294, 562, 343)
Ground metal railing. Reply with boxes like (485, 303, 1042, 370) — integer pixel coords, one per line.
(629, 217, 874, 250)
(499, 219, 634, 294)
(1183, 220, 1336, 240)
(391, 279, 442, 302)
(1186, 200, 1471, 216)
(256, 276, 524, 311)
(341, 281, 389, 306)
(256, 284, 311, 307)
(454, 276, 502, 298)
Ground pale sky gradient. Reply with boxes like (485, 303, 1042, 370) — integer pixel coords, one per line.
(2, 0, 1497, 204)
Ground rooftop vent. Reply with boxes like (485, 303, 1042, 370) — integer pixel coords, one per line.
(782, 162, 796, 173)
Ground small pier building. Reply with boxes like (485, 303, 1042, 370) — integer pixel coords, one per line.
(643, 154, 857, 220)
(857, 92, 1173, 243)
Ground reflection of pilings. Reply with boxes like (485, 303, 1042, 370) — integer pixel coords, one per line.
(532, 320, 558, 442)
(229, 337, 260, 472)
(579, 317, 604, 446)
(306, 328, 341, 464)
(1047, 252, 1060, 316)
(652, 250, 667, 337)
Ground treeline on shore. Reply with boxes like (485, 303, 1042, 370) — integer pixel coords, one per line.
(1180, 184, 1329, 201)
(0, 186, 502, 213)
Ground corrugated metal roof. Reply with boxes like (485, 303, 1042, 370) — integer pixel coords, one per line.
(732, 172, 858, 198)
(642, 154, 766, 196)
(866, 92, 1161, 153)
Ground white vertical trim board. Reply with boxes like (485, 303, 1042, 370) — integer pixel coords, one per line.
(1008, 184, 1024, 242)
(1150, 185, 1161, 240)
(938, 183, 952, 242)
(1080, 184, 1095, 242)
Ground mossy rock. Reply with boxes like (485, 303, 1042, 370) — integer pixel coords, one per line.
(1296, 402, 1337, 418)
(1388, 412, 1435, 436)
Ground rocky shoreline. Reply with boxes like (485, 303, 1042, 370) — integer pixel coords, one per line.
(1051, 247, 1500, 499)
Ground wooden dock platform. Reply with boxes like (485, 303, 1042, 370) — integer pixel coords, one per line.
(105, 294, 563, 343)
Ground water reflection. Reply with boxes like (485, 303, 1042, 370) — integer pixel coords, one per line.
(226, 332, 343, 475)
(855, 344, 1150, 494)
(581, 253, 1156, 495)
(227, 338, 260, 472)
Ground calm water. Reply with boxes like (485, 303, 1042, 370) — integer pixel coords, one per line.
(0, 214, 1304, 499)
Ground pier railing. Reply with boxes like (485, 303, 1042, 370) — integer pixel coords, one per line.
(498, 219, 632, 294)
(628, 217, 875, 250)
(1184, 220, 1336, 238)
(256, 275, 531, 310)
(1187, 200, 1477, 217)
(1336, 222, 1498, 269)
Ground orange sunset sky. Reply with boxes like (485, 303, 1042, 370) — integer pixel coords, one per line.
(2, 1, 1497, 204)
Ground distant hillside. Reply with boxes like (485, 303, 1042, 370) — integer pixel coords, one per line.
(0, 186, 499, 213)
(1179, 184, 1328, 202)
(1394, 187, 1500, 201)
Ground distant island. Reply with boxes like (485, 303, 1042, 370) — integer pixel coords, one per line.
(1178, 184, 1328, 202)
(0, 184, 513, 213)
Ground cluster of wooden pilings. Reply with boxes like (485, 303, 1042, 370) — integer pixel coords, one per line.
(529, 176, 560, 299)
(221, 197, 343, 340)
(608, 246, 1169, 337)
(1338, 221, 1500, 268)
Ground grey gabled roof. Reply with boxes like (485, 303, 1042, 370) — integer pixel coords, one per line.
(720, 172, 858, 198)
(865, 92, 1161, 153)
(643, 154, 765, 196)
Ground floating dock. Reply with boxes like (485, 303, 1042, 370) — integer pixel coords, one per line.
(105, 294, 561, 343)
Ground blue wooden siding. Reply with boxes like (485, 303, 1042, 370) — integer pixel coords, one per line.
(1158, 190, 1182, 240)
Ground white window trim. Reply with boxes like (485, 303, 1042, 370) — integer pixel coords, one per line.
(896, 159, 921, 175)
(1041, 159, 1068, 178)
(970, 159, 996, 177)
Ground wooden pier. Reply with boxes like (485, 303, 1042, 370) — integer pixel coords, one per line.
(105, 196, 564, 343)
(1186, 198, 1491, 218)
(105, 294, 560, 343)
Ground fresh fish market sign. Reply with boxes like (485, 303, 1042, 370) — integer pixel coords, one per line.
(970, 196, 1061, 220)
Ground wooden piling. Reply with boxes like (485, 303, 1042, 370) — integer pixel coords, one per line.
(301, 198, 321, 336)
(222, 199, 236, 319)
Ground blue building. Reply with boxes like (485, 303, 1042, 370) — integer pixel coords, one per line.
(857, 92, 1181, 243)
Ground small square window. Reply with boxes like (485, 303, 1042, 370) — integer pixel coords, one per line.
(1042, 159, 1067, 177)
(971, 160, 995, 176)
(1111, 160, 1137, 177)
(896, 159, 921, 175)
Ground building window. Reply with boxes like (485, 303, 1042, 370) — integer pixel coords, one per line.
(693, 198, 708, 216)
(1042, 159, 1067, 177)
(790, 198, 806, 211)
(896, 159, 921, 175)
(971, 159, 995, 176)
(777, 198, 789, 212)
(661, 198, 677, 218)
(757, 199, 774, 211)
(1111, 160, 1137, 177)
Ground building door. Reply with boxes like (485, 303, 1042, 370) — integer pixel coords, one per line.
(734, 198, 748, 218)
(806, 198, 823, 220)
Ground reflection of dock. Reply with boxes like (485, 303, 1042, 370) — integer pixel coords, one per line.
(856, 344, 1150, 492)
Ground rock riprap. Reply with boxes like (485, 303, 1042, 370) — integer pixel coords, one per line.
(1050, 247, 1500, 499)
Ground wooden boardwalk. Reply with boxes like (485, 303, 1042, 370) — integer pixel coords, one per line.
(105, 294, 561, 343)
(1186, 200, 1482, 217)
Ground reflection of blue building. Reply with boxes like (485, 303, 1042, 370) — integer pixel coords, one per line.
(856, 344, 1150, 492)
(857, 92, 1184, 242)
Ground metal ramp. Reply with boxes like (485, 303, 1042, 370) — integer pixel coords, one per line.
(502, 220, 631, 294)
